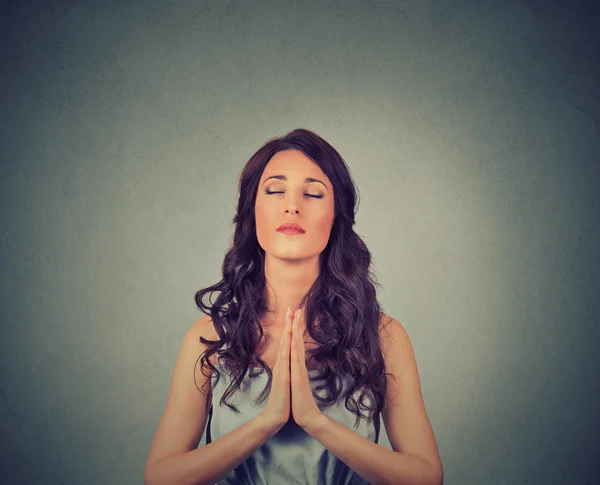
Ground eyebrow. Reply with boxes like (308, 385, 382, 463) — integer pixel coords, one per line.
(262, 174, 329, 191)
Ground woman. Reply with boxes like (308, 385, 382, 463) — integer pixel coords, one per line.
(144, 129, 443, 485)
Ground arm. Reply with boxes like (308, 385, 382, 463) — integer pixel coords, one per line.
(306, 415, 440, 485)
(144, 316, 281, 485)
(145, 413, 279, 485)
(304, 317, 443, 485)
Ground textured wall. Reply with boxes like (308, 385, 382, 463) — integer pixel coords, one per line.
(1, 1, 598, 484)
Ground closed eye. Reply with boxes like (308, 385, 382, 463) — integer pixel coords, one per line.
(265, 191, 323, 199)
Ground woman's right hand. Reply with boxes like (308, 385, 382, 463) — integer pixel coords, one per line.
(260, 307, 294, 431)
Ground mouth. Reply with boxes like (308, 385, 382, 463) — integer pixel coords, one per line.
(276, 228, 305, 235)
(276, 223, 305, 233)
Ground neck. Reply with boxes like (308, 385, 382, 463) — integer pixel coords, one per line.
(261, 254, 319, 327)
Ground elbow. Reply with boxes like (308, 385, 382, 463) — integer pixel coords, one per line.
(414, 460, 442, 485)
(144, 459, 203, 485)
(143, 464, 154, 485)
(143, 460, 162, 485)
(431, 463, 444, 485)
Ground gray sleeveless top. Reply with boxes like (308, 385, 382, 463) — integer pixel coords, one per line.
(204, 358, 378, 484)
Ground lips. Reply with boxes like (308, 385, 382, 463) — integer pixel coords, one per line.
(277, 223, 305, 233)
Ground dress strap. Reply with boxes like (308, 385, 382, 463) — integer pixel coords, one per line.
(206, 403, 213, 445)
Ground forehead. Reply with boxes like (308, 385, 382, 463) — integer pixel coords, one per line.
(261, 149, 328, 180)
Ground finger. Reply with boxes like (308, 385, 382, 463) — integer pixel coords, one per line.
(292, 311, 304, 371)
(282, 307, 292, 349)
(301, 311, 308, 370)
(276, 307, 292, 377)
(296, 310, 306, 370)
(298, 308, 303, 334)
(276, 308, 288, 355)
(284, 307, 293, 361)
(291, 311, 299, 365)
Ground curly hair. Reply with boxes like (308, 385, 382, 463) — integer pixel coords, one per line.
(194, 128, 393, 442)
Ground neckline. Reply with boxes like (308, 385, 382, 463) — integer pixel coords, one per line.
(248, 366, 325, 377)
(215, 361, 325, 377)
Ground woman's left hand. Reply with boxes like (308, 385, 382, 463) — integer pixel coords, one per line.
(290, 309, 324, 429)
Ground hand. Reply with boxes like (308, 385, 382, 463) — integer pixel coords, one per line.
(259, 308, 323, 432)
(291, 308, 323, 430)
(260, 307, 294, 431)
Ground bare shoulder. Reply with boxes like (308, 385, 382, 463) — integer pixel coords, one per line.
(378, 311, 403, 342)
(378, 312, 414, 373)
(188, 314, 220, 367)
(379, 311, 410, 341)
(378, 311, 394, 333)
(190, 313, 218, 338)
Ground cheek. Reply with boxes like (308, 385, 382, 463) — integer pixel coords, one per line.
(314, 204, 335, 235)
(254, 200, 276, 246)
(255, 199, 276, 226)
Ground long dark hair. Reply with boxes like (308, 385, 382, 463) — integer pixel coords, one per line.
(194, 128, 393, 441)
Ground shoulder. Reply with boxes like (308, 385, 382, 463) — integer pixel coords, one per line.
(378, 312, 414, 375)
(378, 311, 394, 332)
(189, 314, 219, 340)
(378, 312, 409, 340)
(185, 314, 220, 367)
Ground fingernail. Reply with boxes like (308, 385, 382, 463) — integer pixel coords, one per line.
(286, 307, 290, 318)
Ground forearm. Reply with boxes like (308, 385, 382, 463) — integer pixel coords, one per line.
(144, 414, 280, 485)
(305, 414, 442, 485)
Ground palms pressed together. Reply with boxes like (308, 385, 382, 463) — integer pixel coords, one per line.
(263, 308, 323, 431)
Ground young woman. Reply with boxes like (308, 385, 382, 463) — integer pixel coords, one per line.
(144, 129, 443, 485)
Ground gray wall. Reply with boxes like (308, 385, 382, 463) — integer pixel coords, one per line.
(1, 1, 598, 484)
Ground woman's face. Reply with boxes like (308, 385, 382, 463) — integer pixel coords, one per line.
(255, 149, 335, 262)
